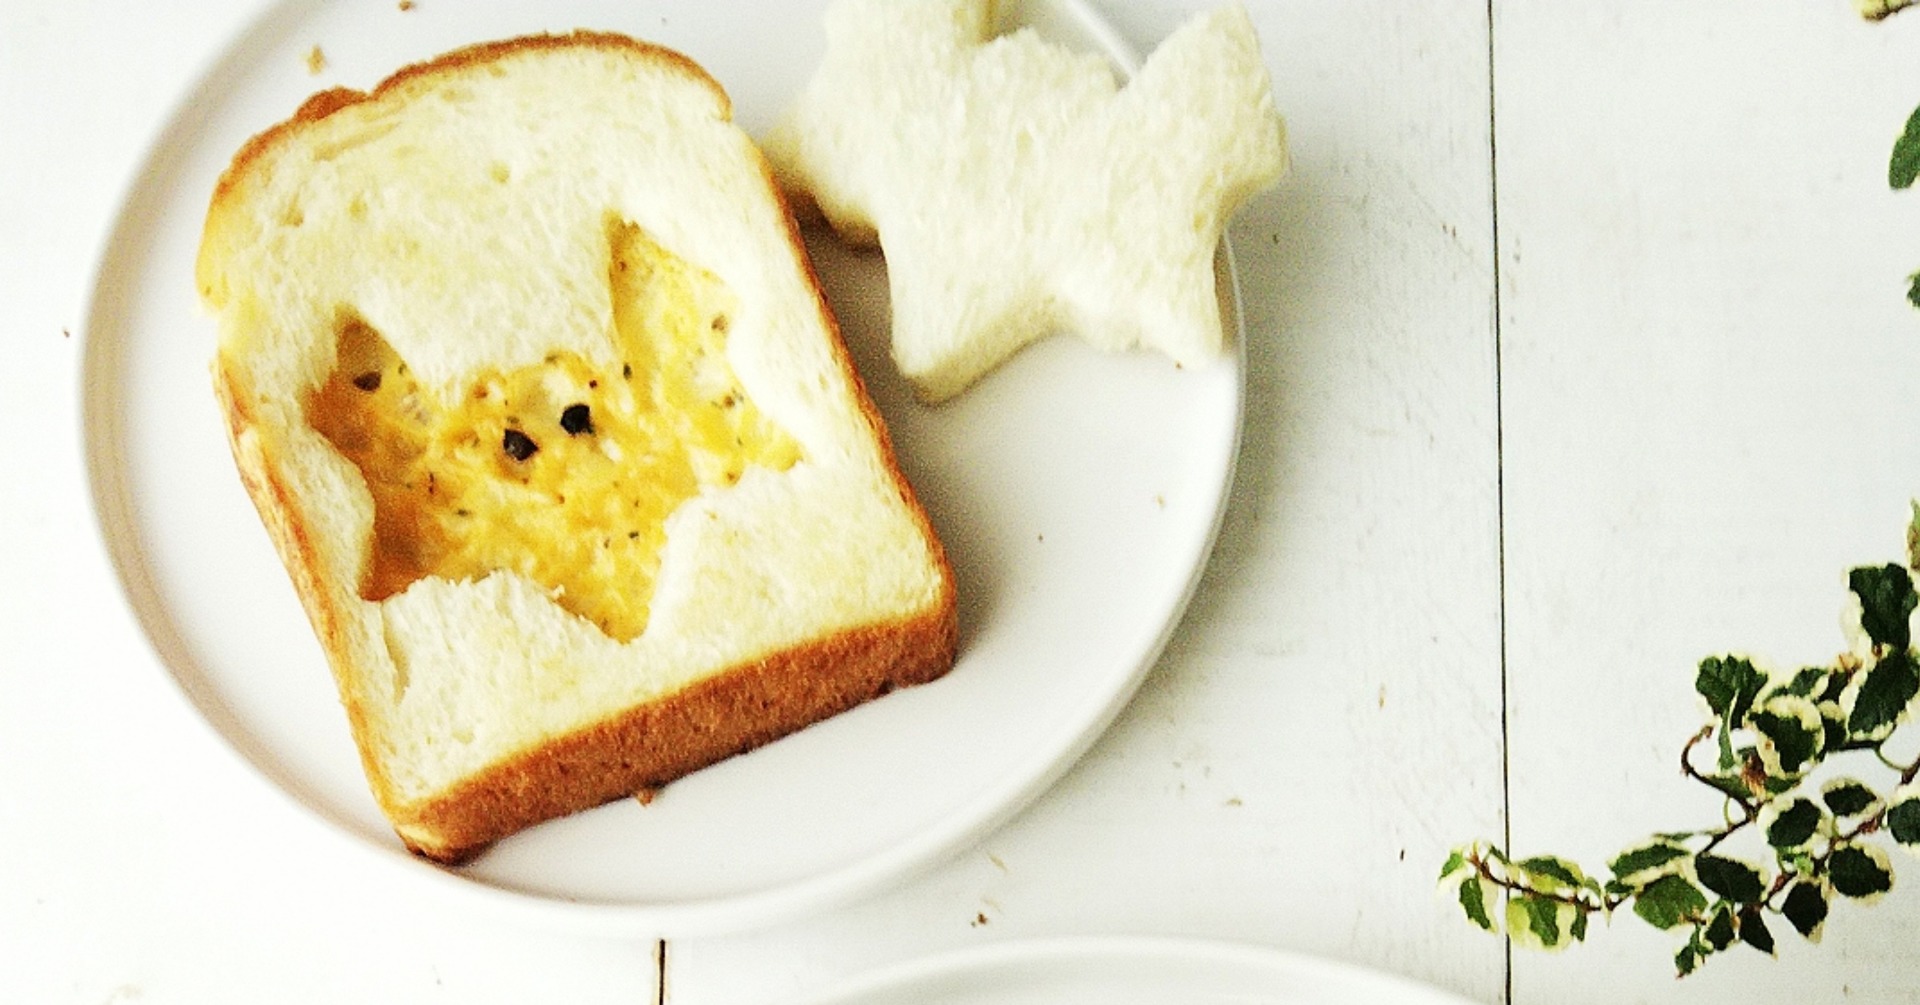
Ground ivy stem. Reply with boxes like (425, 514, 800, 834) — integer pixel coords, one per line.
(1463, 849, 1624, 914)
(1873, 744, 1906, 773)
(1678, 724, 1759, 856)
(1762, 871, 1794, 911)
(1891, 747, 1920, 786)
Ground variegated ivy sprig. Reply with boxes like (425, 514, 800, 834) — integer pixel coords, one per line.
(1443, 508, 1920, 977)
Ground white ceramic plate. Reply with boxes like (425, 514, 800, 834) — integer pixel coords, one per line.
(80, 0, 1243, 935)
(780, 937, 1480, 1005)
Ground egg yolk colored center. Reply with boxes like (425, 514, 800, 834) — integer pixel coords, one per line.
(306, 220, 803, 642)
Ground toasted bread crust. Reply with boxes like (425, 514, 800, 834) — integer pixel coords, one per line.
(395, 598, 956, 863)
(207, 32, 958, 862)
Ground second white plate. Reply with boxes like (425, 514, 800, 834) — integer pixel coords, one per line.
(80, 0, 1244, 934)
(780, 937, 1481, 1005)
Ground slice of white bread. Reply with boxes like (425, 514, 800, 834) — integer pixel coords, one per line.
(197, 32, 957, 864)
(763, 0, 1288, 402)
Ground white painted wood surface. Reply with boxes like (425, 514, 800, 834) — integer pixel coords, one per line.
(6, 1, 1920, 1002)
(1497, 2, 1920, 1002)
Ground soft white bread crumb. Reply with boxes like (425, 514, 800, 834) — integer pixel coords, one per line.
(763, 0, 1288, 402)
(199, 34, 955, 861)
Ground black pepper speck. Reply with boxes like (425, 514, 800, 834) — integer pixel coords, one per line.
(560, 403, 593, 435)
(502, 428, 539, 460)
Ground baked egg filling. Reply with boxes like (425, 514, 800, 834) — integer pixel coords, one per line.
(306, 220, 803, 642)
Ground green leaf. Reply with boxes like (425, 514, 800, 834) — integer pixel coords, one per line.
(1908, 271, 1920, 313)
(1824, 777, 1880, 818)
(1830, 844, 1894, 899)
(1776, 667, 1835, 699)
(1459, 874, 1496, 931)
(1516, 855, 1584, 894)
(1703, 903, 1737, 951)
(1850, 564, 1916, 649)
(1697, 655, 1768, 724)
(1886, 790, 1920, 845)
(1848, 650, 1920, 737)
(1695, 854, 1767, 903)
(1892, 103, 1920, 189)
(1738, 905, 1776, 956)
(1764, 797, 1823, 849)
(1525, 897, 1562, 945)
(1782, 881, 1828, 941)
(1633, 873, 1708, 930)
(1752, 696, 1825, 777)
(1675, 940, 1700, 977)
(1677, 925, 1722, 977)
(1507, 895, 1575, 951)
(1439, 849, 1469, 882)
(1821, 702, 1849, 756)
(1703, 773, 1757, 801)
(1570, 905, 1589, 943)
(1609, 841, 1690, 882)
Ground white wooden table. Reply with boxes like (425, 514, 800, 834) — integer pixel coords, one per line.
(6, 2, 1920, 1002)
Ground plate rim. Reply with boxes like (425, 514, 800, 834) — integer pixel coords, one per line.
(776, 934, 1480, 1005)
(74, 0, 1250, 936)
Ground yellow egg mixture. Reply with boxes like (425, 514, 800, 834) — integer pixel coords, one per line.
(307, 221, 802, 642)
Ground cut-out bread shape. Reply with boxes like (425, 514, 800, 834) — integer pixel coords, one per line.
(197, 32, 957, 864)
(763, 0, 1288, 402)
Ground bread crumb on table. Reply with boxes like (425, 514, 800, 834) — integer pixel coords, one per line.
(398, 0, 415, 10)
(305, 44, 326, 74)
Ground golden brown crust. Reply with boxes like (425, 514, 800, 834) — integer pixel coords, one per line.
(396, 599, 957, 863)
(207, 32, 958, 863)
